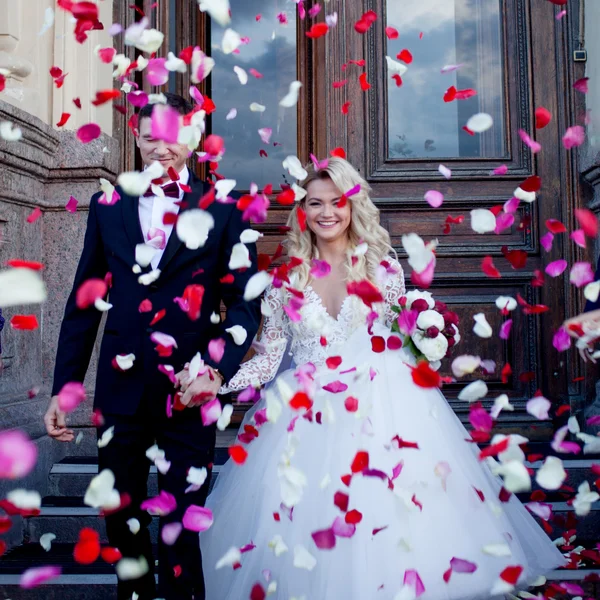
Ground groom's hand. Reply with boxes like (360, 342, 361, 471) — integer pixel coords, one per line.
(178, 367, 224, 408)
(44, 396, 75, 442)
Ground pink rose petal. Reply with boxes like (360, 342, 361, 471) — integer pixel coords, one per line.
(540, 232, 554, 252)
(310, 259, 331, 279)
(562, 125, 585, 149)
(311, 527, 336, 549)
(146, 58, 169, 86)
(208, 338, 226, 363)
(552, 327, 571, 352)
(0, 429, 38, 479)
(141, 491, 177, 516)
(545, 259, 567, 277)
(499, 319, 512, 340)
(398, 309, 418, 336)
(503, 197, 520, 214)
(65, 196, 78, 213)
(569, 261, 594, 288)
(518, 129, 541, 153)
(425, 190, 444, 208)
(570, 228, 586, 248)
(201, 398, 222, 426)
(148, 227, 166, 249)
(76, 123, 101, 144)
(469, 406, 493, 432)
(411, 259, 436, 288)
(182, 504, 213, 532)
(57, 381, 86, 413)
(450, 557, 478, 574)
(151, 103, 180, 144)
(161, 522, 183, 545)
(20, 565, 62, 589)
(322, 381, 348, 394)
(403, 569, 426, 597)
(493, 165, 508, 175)
(573, 78, 589, 94)
(494, 212, 514, 234)
(127, 91, 149, 108)
(332, 516, 356, 538)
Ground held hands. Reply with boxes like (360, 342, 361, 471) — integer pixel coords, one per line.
(175, 364, 224, 408)
(563, 309, 600, 339)
(44, 395, 75, 442)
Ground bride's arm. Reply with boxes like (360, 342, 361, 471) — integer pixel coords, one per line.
(220, 284, 289, 393)
(382, 258, 406, 328)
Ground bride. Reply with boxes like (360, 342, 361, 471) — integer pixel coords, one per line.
(200, 157, 565, 599)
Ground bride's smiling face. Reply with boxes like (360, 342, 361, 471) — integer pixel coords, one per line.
(304, 177, 352, 244)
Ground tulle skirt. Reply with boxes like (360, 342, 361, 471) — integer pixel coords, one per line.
(201, 324, 566, 599)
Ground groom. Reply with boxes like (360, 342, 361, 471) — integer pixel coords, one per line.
(44, 93, 261, 599)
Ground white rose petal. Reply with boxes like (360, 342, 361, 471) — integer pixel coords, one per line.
(467, 113, 493, 133)
(226, 325, 248, 346)
(165, 51, 187, 73)
(244, 271, 273, 301)
(573, 481, 600, 517)
(458, 380, 488, 402)
(470, 209, 497, 234)
(40, 532, 56, 552)
(210, 312, 221, 325)
(198, 0, 231, 27)
(138, 269, 161, 286)
(233, 65, 248, 85)
(451, 355, 482, 378)
(269, 534, 289, 557)
(7, 489, 41, 510)
(279, 81, 303, 108)
(250, 102, 266, 112)
(293, 183, 307, 201)
(191, 48, 215, 84)
(495, 296, 517, 311)
(265, 388, 283, 424)
(115, 353, 136, 371)
(473, 313, 493, 338)
(514, 187, 537, 203)
(94, 298, 113, 312)
(0, 121, 23, 142)
(282, 155, 308, 181)
(186, 466, 208, 493)
(490, 394, 514, 419)
(526, 396, 551, 420)
(97, 426, 115, 448)
(216, 546, 241, 569)
(222, 28, 241, 54)
(176, 209, 215, 249)
(386, 56, 408, 76)
(38, 7, 55, 36)
(535, 456, 567, 491)
(145, 444, 165, 462)
(217, 404, 233, 431)
(240, 229, 261, 244)
(491, 460, 531, 493)
(84, 469, 120, 510)
(482, 543, 512, 557)
(135, 243, 157, 268)
(127, 518, 141, 534)
(0, 268, 47, 308)
(584, 281, 600, 303)
(401, 233, 437, 273)
(215, 179, 236, 201)
(293, 545, 317, 571)
(229, 243, 251, 270)
(116, 556, 149, 580)
(319, 474, 331, 489)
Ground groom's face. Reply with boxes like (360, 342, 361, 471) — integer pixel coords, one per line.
(136, 115, 189, 177)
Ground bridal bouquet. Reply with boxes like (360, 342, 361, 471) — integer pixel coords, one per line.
(390, 290, 460, 370)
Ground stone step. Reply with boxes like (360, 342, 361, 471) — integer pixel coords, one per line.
(0, 544, 598, 600)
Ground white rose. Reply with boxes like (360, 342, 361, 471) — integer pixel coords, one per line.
(416, 310, 445, 331)
(404, 290, 435, 310)
(412, 331, 448, 362)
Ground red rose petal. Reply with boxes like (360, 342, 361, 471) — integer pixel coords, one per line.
(575, 208, 598, 238)
(500, 565, 523, 585)
(344, 396, 359, 412)
(326, 356, 342, 369)
(289, 392, 313, 411)
(74, 528, 100, 565)
(371, 336, 385, 353)
(385, 26, 399, 39)
(228, 445, 248, 465)
(56, 112, 71, 127)
(535, 107, 552, 129)
(306, 22, 329, 38)
(351, 451, 369, 473)
(10, 315, 39, 330)
(397, 49, 413, 64)
(5, 259, 44, 270)
(410, 361, 442, 388)
(345, 509, 363, 524)
(334, 491, 349, 512)
(100, 546, 122, 563)
(482, 256, 502, 278)
(76, 123, 102, 144)
(330, 147, 346, 159)
(76, 278, 107, 309)
(359, 72, 371, 91)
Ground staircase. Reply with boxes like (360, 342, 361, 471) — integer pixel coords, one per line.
(0, 436, 599, 599)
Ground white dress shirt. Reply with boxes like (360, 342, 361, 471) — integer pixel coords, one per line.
(138, 166, 189, 270)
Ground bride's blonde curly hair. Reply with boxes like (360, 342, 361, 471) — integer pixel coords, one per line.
(285, 157, 395, 289)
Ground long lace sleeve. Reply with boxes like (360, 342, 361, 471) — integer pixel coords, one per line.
(382, 258, 406, 328)
(220, 284, 289, 393)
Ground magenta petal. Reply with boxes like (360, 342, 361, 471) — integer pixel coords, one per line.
(183, 504, 213, 532)
(201, 398, 222, 426)
(161, 521, 183, 545)
(540, 232, 554, 252)
(570, 229, 586, 248)
(0, 429, 38, 478)
(141, 491, 177, 516)
(398, 309, 418, 336)
(560, 583, 585, 595)
(57, 381, 86, 413)
(151, 103, 181, 144)
(158, 364, 178, 385)
(545, 259, 568, 277)
(322, 380, 348, 394)
(552, 327, 571, 352)
(403, 569, 426, 597)
(450, 557, 477, 574)
(189, 86, 204, 105)
(499, 319, 512, 340)
(518, 129, 541, 153)
(344, 183, 361, 197)
(20, 565, 62, 589)
(573, 77, 589, 94)
(311, 527, 336, 549)
(569, 261, 594, 288)
(240, 542, 256, 554)
(562, 125, 585, 150)
(587, 415, 600, 426)
(411, 259, 436, 288)
(208, 338, 226, 363)
(332, 516, 356, 538)
(310, 259, 332, 279)
(127, 91, 149, 108)
(503, 197, 520, 214)
(76, 123, 101, 144)
(65, 196, 78, 213)
(392, 461, 404, 480)
(146, 58, 169, 86)
(494, 212, 514, 234)
(469, 406, 493, 432)
(493, 165, 508, 175)
(425, 190, 444, 208)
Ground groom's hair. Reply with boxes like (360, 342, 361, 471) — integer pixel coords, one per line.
(138, 93, 194, 121)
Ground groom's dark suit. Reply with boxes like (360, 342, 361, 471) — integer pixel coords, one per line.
(52, 171, 261, 599)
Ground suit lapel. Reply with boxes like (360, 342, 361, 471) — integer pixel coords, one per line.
(121, 190, 146, 251)
(157, 173, 206, 273)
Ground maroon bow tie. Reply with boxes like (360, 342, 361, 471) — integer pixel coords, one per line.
(143, 181, 180, 198)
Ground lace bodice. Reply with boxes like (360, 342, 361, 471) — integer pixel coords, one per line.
(221, 259, 406, 392)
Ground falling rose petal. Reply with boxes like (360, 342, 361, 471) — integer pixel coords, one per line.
(467, 113, 493, 133)
(76, 123, 101, 144)
(258, 127, 272, 144)
(494, 212, 514, 234)
(161, 522, 182, 546)
(482, 256, 501, 278)
(535, 107, 552, 129)
(545, 259, 567, 277)
(411, 361, 442, 388)
(151, 103, 180, 144)
(575, 208, 599, 237)
(0, 430, 38, 478)
(57, 381, 86, 413)
(182, 505, 213, 532)
(385, 26, 399, 39)
(438, 164, 452, 180)
(311, 528, 336, 550)
(570, 228, 586, 248)
(76, 278, 107, 309)
(450, 557, 477, 574)
(310, 259, 331, 279)
(208, 338, 225, 364)
(499, 319, 513, 340)
(293, 545, 317, 570)
(573, 77, 589, 94)
(458, 380, 488, 402)
(473, 313, 492, 338)
(552, 327, 571, 352)
(279, 81, 303, 107)
(518, 129, 541, 153)
(470, 209, 496, 233)
(176, 209, 215, 250)
(146, 58, 169, 86)
(527, 395, 551, 420)
(562, 125, 585, 149)
(570, 262, 594, 288)
(10, 315, 39, 330)
(115, 556, 149, 581)
(65, 195, 78, 213)
(540, 232, 554, 252)
(535, 456, 566, 490)
(425, 190, 444, 208)
(20, 565, 62, 589)
(403, 569, 426, 596)
(493, 165, 508, 175)
(229, 445, 248, 464)
(201, 398, 222, 427)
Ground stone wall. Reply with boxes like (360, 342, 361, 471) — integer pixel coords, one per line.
(0, 99, 118, 546)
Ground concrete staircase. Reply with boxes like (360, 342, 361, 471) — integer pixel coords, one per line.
(0, 435, 599, 599)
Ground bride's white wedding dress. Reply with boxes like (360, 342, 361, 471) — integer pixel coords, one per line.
(201, 260, 566, 599)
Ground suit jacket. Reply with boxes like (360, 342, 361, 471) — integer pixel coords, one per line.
(52, 172, 262, 416)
